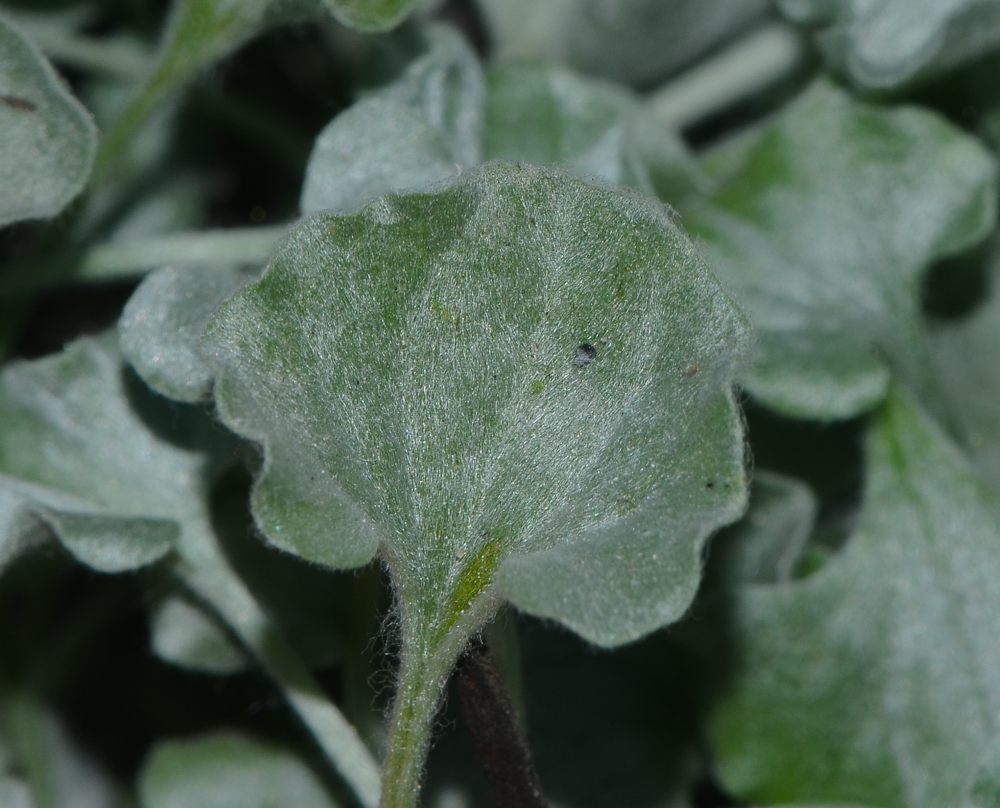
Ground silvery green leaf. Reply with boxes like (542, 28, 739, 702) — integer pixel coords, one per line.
(0, 336, 191, 573)
(202, 161, 751, 652)
(139, 731, 338, 808)
(779, 0, 1000, 89)
(683, 80, 997, 419)
(119, 265, 259, 403)
(483, 62, 702, 203)
(149, 595, 249, 675)
(712, 388, 1000, 808)
(930, 244, 1000, 492)
(300, 25, 483, 216)
(378, 25, 484, 170)
(0, 334, 381, 808)
(475, 0, 770, 86)
(0, 13, 96, 226)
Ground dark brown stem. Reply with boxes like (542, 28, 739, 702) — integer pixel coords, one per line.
(454, 638, 548, 808)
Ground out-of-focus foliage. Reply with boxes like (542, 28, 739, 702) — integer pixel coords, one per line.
(4, 1, 1000, 808)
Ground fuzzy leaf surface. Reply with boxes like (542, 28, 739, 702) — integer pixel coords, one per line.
(475, 0, 770, 86)
(0, 13, 96, 226)
(683, 81, 997, 419)
(713, 388, 1000, 808)
(140, 731, 338, 808)
(202, 161, 750, 648)
(301, 25, 484, 216)
(483, 62, 702, 203)
(0, 335, 381, 807)
(119, 264, 259, 403)
(0, 335, 200, 572)
(780, 0, 1000, 89)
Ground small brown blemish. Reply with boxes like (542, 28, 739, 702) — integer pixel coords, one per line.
(685, 364, 699, 376)
(1, 94, 36, 112)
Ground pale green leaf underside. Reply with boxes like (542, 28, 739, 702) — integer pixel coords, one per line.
(476, 0, 770, 86)
(140, 732, 338, 808)
(713, 388, 1000, 808)
(202, 161, 750, 646)
(930, 244, 1000, 493)
(300, 25, 483, 217)
(119, 264, 259, 402)
(483, 62, 702, 204)
(683, 80, 997, 419)
(780, 0, 1000, 89)
(150, 596, 249, 675)
(0, 13, 96, 226)
(0, 336, 205, 572)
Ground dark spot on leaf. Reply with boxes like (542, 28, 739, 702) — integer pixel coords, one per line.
(685, 364, 699, 375)
(574, 343, 597, 366)
(706, 481, 716, 489)
(1, 94, 36, 112)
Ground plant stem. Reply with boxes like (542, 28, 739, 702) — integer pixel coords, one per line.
(178, 553, 382, 808)
(647, 22, 805, 130)
(379, 634, 458, 808)
(79, 224, 289, 279)
(454, 640, 547, 808)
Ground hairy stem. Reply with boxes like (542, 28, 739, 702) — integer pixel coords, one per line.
(379, 635, 458, 808)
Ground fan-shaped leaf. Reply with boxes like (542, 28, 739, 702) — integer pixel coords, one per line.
(203, 161, 750, 650)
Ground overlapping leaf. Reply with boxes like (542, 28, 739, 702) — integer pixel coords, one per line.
(0, 335, 381, 808)
(713, 388, 1000, 808)
(780, 0, 1000, 89)
(119, 265, 259, 403)
(483, 62, 703, 203)
(475, 0, 770, 86)
(202, 161, 751, 650)
(0, 335, 194, 574)
(683, 80, 997, 419)
(300, 24, 484, 216)
(0, 13, 97, 227)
